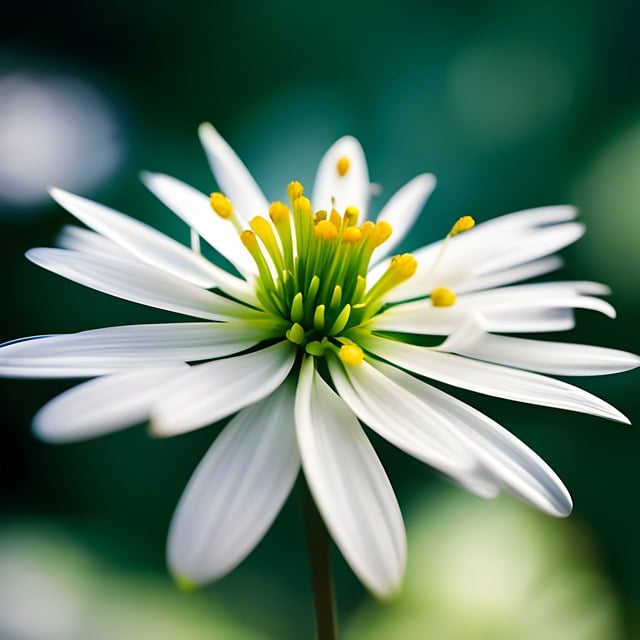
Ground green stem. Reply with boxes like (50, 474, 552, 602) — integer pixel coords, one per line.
(300, 477, 338, 640)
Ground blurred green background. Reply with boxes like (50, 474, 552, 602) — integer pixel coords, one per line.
(1, 0, 638, 638)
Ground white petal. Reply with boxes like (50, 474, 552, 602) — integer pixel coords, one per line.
(141, 171, 257, 276)
(372, 280, 616, 336)
(33, 367, 187, 442)
(311, 136, 370, 219)
(168, 382, 300, 584)
(27, 248, 259, 322)
(327, 355, 476, 475)
(56, 225, 132, 260)
(437, 319, 640, 376)
(295, 357, 406, 597)
(198, 122, 270, 222)
(375, 361, 573, 516)
(50, 188, 246, 294)
(0, 323, 272, 377)
(373, 174, 436, 260)
(358, 334, 630, 423)
(151, 342, 296, 436)
(457, 256, 564, 293)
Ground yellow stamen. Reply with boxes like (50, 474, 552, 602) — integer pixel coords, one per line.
(451, 215, 475, 236)
(344, 206, 359, 226)
(389, 253, 417, 279)
(269, 201, 290, 223)
(431, 287, 457, 307)
(209, 192, 233, 219)
(315, 219, 339, 240)
(373, 221, 392, 246)
(315, 209, 327, 222)
(342, 226, 362, 243)
(337, 156, 351, 177)
(287, 180, 304, 201)
(240, 229, 258, 250)
(329, 208, 342, 230)
(339, 343, 364, 365)
(294, 196, 312, 215)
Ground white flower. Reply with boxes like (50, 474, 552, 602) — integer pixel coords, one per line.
(1, 124, 637, 598)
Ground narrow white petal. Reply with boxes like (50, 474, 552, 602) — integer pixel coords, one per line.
(27, 248, 259, 322)
(141, 171, 257, 276)
(151, 342, 296, 436)
(373, 174, 436, 260)
(168, 382, 300, 584)
(375, 361, 573, 516)
(437, 319, 640, 376)
(56, 225, 132, 260)
(33, 367, 187, 442)
(311, 136, 370, 219)
(359, 334, 630, 423)
(295, 357, 406, 597)
(198, 123, 270, 222)
(372, 280, 615, 336)
(327, 355, 476, 475)
(456, 256, 564, 294)
(0, 323, 272, 375)
(50, 188, 245, 293)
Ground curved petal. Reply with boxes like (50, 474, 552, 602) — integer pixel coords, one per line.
(198, 123, 270, 223)
(374, 361, 573, 517)
(295, 356, 406, 598)
(56, 225, 132, 260)
(358, 333, 631, 423)
(372, 280, 616, 336)
(311, 136, 370, 219)
(151, 341, 296, 436)
(50, 188, 250, 296)
(168, 382, 300, 584)
(437, 318, 640, 376)
(27, 248, 259, 322)
(141, 171, 257, 276)
(373, 173, 436, 260)
(33, 366, 188, 443)
(0, 323, 273, 377)
(327, 355, 476, 475)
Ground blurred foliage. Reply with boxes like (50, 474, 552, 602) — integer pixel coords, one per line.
(0, 0, 639, 638)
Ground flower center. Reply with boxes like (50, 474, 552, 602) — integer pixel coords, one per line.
(210, 180, 419, 363)
(209, 172, 475, 365)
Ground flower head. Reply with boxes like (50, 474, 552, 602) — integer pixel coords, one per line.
(1, 123, 637, 597)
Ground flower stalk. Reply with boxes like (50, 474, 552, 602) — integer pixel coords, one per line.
(301, 477, 338, 640)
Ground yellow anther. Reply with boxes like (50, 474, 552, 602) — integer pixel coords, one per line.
(344, 206, 359, 226)
(430, 287, 457, 307)
(339, 343, 364, 366)
(269, 201, 290, 223)
(315, 219, 339, 240)
(451, 215, 475, 236)
(240, 229, 258, 250)
(287, 180, 304, 200)
(336, 156, 351, 177)
(330, 208, 342, 230)
(210, 192, 233, 219)
(390, 253, 418, 279)
(249, 215, 273, 240)
(360, 220, 375, 238)
(315, 209, 327, 222)
(342, 226, 362, 243)
(294, 196, 312, 214)
(373, 220, 393, 246)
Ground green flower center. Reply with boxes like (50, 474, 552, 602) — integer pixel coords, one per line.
(210, 171, 473, 365)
